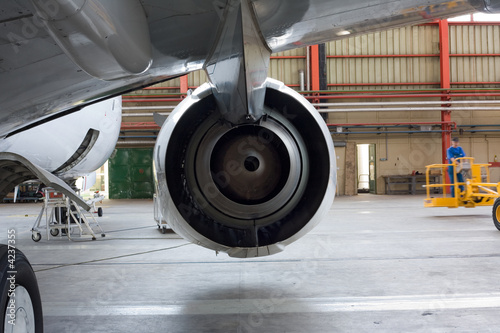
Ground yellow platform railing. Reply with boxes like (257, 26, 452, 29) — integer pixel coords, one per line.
(424, 157, 500, 208)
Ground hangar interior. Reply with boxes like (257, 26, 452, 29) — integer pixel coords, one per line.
(2, 12, 500, 333)
(109, 16, 500, 199)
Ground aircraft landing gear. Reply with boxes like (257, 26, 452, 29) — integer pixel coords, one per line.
(0, 245, 43, 332)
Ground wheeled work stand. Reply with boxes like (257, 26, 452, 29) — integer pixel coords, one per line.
(31, 188, 105, 242)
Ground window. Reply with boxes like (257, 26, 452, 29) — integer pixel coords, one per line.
(449, 12, 500, 22)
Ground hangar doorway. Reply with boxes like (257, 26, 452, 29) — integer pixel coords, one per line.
(77, 162, 109, 200)
(357, 144, 376, 194)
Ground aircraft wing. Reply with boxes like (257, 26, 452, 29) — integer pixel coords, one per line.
(1, 0, 498, 137)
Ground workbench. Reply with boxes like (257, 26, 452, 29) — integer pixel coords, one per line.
(383, 174, 440, 195)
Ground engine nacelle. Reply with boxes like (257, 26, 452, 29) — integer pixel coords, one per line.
(154, 79, 336, 258)
(0, 97, 121, 181)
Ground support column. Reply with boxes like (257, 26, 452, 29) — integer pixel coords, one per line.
(439, 19, 452, 194)
(439, 19, 451, 166)
(180, 75, 189, 96)
(310, 44, 328, 121)
(344, 142, 357, 196)
(318, 44, 328, 121)
(310, 45, 320, 94)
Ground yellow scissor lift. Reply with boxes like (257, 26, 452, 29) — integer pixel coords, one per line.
(424, 157, 500, 230)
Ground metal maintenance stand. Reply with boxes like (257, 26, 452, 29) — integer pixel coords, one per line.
(154, 193, 171, 234)
(31, 188, 105, 242)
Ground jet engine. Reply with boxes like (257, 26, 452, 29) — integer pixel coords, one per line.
(154, 79, 336, 258)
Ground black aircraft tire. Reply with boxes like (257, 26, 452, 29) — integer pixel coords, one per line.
(0, 245, 43, 332)
(493, 198, 500, 231)
(97, 207, 103, 217)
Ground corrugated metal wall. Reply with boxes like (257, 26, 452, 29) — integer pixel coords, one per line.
(326, 26, 440, 90)
(269, 48, 306, 88)
(140, 76, 181, 92)
(449, 24, 500, 84)
(320, 23, 500, 194)
(123, 23, 500, 92)
(122, 23, 499, 93)
(119, 22, 500, 196)
(189, 70, 207, 88)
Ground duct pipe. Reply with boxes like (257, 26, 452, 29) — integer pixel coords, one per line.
(306, 47, 311, 91)
(319, 107, 500, 112)
(313, 100, 500, 107)
(122, 106, 175, 110)
(299, 70, 305, 91)
(117, 141, 156, 145)
(122, 113, 172, 117)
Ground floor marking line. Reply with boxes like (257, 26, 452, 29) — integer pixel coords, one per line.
(42, 293, 500, 317)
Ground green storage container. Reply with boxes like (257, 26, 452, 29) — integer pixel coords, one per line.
(108, 148, 154, 199)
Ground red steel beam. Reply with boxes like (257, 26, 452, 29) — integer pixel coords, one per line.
(271, 56, 306, 59)
(123, 93, 500, 102)
(125, 87, 500, 98)
(180, 75, 189, 95)
(122, 98, 184, 103)
(310, 45, 321, 104)
(420, 21, 500, 26)
(453, 82, 500, 85)
(139, 83, 305, 91)
(450, 53, 500, 57)
(143, 86, 180, 90)
(328, 121, 457, 128)
(439, 19, 452, 192)
(449, 22, 500, 26)
(304, 93, 500, 99)
(326, 53, 500, 59)
(143, 86, 199, 90)
(327, 54, 438, 58)
(327, 82, 441, 87)
(124, 94, 182, 98)
(328, 82, 500, 87)
(121, 122, 161, 130)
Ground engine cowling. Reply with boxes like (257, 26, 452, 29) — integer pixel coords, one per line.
(154, 78, 336, 258)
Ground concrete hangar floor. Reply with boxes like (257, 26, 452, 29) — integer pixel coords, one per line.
(1, 194, 500, 332)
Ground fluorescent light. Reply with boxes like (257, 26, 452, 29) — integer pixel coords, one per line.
(336, 30, 351, 36)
